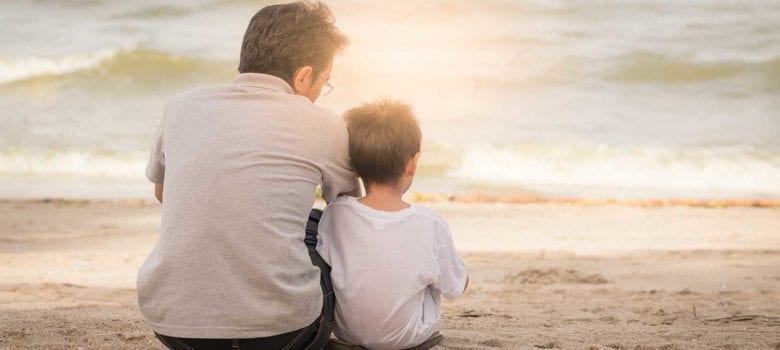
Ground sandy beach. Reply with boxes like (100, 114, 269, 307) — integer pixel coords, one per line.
(0, 199, 778, 349)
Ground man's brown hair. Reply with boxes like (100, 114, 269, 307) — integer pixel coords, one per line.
(238, 1, 348, 85)
(344, 99, 422, 187)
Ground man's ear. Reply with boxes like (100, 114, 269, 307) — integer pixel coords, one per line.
(406, 152, 421, 177)
(292, 66, 314, 95)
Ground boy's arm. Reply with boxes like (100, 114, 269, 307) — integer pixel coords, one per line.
(433, 221, 469, 299)
(321, 121, 361, 203)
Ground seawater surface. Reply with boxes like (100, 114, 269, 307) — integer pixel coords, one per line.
(1, 0, 779, 199)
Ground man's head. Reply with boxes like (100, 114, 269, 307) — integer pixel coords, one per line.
(344, 100, 422, 193)
(239, 1, 348, 102)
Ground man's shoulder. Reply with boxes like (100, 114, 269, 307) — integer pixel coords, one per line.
(166, 83, 232, 106)
(166, 84, 343, 126)
(306, 103, 344, 132)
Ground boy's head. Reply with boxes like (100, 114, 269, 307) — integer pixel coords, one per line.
(344, 99, 421, 192)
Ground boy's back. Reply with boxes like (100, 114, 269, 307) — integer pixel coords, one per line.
(317, 196, 468, 350)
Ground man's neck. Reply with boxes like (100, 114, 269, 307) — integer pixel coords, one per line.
(358, 184, 409, 212)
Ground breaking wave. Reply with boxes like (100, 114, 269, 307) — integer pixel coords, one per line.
(608, 52, 780, 85)
(0, 48, 233, 87)
(448, 143, 780, 197)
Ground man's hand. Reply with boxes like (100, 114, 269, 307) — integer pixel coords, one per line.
(154, 183, 163, 203)
(338, 180, 363, 198)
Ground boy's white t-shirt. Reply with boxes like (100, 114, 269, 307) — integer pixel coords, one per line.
(316, 196, 468, 350)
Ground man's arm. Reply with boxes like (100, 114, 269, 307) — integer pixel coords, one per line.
(321, 121, 361, 203)
(146, 106, 166, 199)
(335, 178, 361, 198)
(154, 183, 163, 203)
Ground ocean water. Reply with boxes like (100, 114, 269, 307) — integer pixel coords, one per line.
(1, 0, 779, 199)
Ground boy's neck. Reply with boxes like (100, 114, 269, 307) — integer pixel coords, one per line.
(358, 184, 410, 212)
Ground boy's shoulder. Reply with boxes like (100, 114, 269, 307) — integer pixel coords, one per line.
(410, 205, 449, 230)
(321, 196, 356, 219)
(325, 198, 449, 228)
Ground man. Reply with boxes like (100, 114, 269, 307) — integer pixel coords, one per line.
(139, 2, 359, 349)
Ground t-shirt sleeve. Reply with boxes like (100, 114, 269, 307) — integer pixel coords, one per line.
(315, 204, 337, 266)
(315, 230, 330, 265)
(145, 114, 165, 184)
(433, 220, 468, 300)
(321, 120, 360, 203)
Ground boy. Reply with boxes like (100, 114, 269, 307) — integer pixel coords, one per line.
(316, 100, 469, 350)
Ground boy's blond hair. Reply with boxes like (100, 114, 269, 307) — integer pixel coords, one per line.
(344, 99, 421, 187)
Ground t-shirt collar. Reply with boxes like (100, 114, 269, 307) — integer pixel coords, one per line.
(232, 73, 294, 94)
(346, 196, 417, 219)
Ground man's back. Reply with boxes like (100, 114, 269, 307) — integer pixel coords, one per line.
(139, 73, 357, 338)
(316, 196, 468, 350)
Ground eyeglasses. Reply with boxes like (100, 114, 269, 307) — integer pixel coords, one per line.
(317, 74, 334, 96)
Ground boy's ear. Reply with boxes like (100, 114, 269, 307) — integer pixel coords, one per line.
(292, 66, 314, 95)
(406, 152, 421, 177)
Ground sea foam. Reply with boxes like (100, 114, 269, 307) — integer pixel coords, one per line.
(0, 151, 146, 179)
(448, 143, 780, 197)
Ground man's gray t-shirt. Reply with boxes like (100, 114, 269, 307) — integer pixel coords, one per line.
(139, 73, 359, 338)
